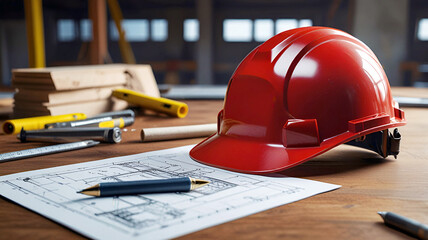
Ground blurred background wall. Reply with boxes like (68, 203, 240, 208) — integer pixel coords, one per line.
(1, 0, 427, 87)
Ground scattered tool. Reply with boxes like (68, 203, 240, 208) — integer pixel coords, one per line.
(2, 113, 87, 134)
(0, 140, 99, 163)
(112, 88, 188, 118)
(45, 110, 135, 128)
(97, 117, 134, 128)
(18, 127, 122, 143)
(378, 211, 428, 240)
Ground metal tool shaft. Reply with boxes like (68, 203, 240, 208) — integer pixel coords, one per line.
(18, 127, 122, 143)
(0, 140, 99, 163)
(45, 110, 135, 128)
(45, 116, 113, 128)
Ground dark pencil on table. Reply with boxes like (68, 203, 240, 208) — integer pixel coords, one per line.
(378, 211, 428, 240)
(77, 177, 210, 197)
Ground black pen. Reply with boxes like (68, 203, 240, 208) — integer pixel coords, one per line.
(77, 177, 210, 197)
(378, 211, 428, 240)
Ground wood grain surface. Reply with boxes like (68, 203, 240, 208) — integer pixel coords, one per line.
(0, 88, 427, 240)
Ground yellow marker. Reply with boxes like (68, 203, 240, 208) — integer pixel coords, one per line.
(98, 117, 134, 128)
(2, 113, 87, 135)
(112, 88, 188, 118)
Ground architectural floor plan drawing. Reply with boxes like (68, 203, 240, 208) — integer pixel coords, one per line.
(0, 145, 340, 239)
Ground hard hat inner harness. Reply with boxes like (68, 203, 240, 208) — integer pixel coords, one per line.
(345, 128, 401, 159)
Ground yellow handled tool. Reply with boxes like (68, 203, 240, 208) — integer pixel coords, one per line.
(98, 117, 134, 128)
(2, 113, 87, 135)
(112, 88, 188, 118)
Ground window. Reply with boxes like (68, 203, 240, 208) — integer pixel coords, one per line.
(80, 19, 92, 41)
(57, 19, 76, 42)
(223, 19, 252, 42)
(184, 19, 199, 42)
(275, 19, 298, 34)
(110, 19, 149, 42)
(254, 19, 274, 42)
(417, 18, 428, 41)
(151, 19, 168, 41)
(299, 19, 313, 28)
(222, 18, 313, 42)
(275, 19, 313, 34)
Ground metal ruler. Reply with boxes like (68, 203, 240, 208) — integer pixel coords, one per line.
(0, 140, 100, 163)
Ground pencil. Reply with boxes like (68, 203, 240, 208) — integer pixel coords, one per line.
(378, 211, 428, 239)
(77, 177, 210, 197)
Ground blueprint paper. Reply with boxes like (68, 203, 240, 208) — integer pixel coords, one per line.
(0, 145, 340, 239)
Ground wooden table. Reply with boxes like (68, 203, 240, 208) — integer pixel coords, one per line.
(1, 88, 427, 239)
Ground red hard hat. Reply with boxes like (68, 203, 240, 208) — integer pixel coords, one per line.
(190, 27, 406, 174)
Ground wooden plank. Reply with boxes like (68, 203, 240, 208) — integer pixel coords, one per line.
(12, 64, 158, 92)
(13, 98, 128, 118)
(14, 85, 123, 104)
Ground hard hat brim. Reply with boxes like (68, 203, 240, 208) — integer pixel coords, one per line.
(190, 133, 336, 174)
(190, 120, 406, 174)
